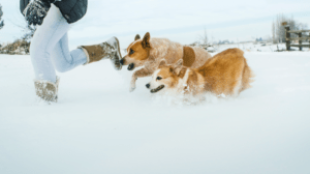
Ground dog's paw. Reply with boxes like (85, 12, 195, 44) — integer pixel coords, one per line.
(129, 82, 136, 92)
(129, 86, 136, 92)
(146, 83, 150, 89)
(128, 63, 135, 71)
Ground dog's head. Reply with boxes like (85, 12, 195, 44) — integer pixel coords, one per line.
(120, 32, 152, 71)
(146, 59, 184, 93)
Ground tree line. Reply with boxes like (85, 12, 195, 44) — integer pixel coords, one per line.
(0, 4, 4, 30)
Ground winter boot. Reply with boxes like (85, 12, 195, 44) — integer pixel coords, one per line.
(79, 37, 122, 70)
(34, 78, 59, 102)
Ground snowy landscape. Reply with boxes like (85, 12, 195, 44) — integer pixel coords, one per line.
(1, 45, 310, 173)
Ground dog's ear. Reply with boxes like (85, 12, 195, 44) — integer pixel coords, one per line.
(158, 59, 167, 68)
(134, 34, 141, 41)
(142, 32, 151, 49)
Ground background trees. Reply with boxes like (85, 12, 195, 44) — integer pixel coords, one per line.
(0, 4, 4, 30)
(272, 14, 308, 44)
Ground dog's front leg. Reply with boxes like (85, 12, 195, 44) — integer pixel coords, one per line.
(130, 68, 152, 92)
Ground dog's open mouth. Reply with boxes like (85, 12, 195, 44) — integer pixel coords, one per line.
(150, 85, 165, 93)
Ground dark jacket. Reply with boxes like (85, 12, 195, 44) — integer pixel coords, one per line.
(20, 0, 88, 24)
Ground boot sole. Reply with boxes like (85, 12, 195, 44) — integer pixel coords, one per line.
(114, 37, 122, 70)
(114, 37, 122, 59)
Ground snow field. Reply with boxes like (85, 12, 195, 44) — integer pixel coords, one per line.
(0, 51, 310, 174)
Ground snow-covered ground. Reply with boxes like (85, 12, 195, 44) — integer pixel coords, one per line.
(214, 42, 310, 53)
(1, 51, 310, 174)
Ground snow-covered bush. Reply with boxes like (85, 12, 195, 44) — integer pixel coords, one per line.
(0, 39, 30, 55)
(0, 24, 35, 55)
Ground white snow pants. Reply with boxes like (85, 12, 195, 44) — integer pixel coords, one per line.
(30, 5, 87, 83)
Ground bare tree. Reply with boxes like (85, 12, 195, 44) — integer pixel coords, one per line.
(23, 25, 36, 42)
(20, 25, 36, 54)
(199, 28, 208, 46)
(0, 4, 4, 30)
(272, 13, 309, 50)
(275, 14, 286, 43)
(273, 14, 308, 43)
(272, 21, 276, 44)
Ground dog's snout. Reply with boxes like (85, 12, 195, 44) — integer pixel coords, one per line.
(146, 83, 150, 89)
(128, 63, 135, 71)
(120, 58, 125, 65)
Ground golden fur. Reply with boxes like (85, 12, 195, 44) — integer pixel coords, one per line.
(149, 48, 254, 96)
(183, 46, 196, 67)
(121, 32, 212, 91)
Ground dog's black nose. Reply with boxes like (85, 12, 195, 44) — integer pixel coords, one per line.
(146, 83, 150, 89)
(128, 63, 135, 71)
(120, 58, 125, 65)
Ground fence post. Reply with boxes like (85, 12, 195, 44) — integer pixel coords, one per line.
(285, 26, 290, 51)
(298, 32, 302, 51)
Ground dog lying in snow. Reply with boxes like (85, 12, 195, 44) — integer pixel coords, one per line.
(147, 48, 254, 97)
(120, 32, 212, 91)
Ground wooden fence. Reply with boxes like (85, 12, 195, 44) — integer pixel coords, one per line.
(285, 26, 310, 51)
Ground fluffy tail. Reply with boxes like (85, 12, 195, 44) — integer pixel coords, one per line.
(241, 59, 254, 91)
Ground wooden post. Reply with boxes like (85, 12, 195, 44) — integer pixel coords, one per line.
(298, 32, 302, 51)
(285, 26, 290, 51)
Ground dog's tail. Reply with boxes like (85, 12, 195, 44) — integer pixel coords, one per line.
(240, 59, 255, 92)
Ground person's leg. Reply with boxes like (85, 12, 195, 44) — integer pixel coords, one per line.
(30, 5, 123, 102)
(30, 5, 70, 101)
(52, 35, 123, 72)
(30, 5, 70, 83)
(51, 33, 87, 73)
(80, 37, 123, 70)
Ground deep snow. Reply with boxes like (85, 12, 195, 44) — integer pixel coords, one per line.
(1, 51, 310, 174)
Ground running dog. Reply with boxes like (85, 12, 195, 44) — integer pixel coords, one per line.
(120, 32, 212, 91)
(147, 48, 254, 97)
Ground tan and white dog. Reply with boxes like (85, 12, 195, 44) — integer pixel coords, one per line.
(120, 32, 212, 91)
(147, 48, 254, 97)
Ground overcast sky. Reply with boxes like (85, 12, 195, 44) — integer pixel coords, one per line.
(0, 0, 310, 49)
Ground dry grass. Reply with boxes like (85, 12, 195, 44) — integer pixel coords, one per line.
(0, 39, 30, 55)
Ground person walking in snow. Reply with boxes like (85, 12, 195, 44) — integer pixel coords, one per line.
(20, 0, 122, 102)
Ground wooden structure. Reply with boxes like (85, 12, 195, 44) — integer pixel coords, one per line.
(285, 26, 310, 51)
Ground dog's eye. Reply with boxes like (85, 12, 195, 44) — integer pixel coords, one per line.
(156, 76, 162, 80)
(130, 49, 135, 55)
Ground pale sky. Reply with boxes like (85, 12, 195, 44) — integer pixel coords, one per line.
(0, 0, 310, 49)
